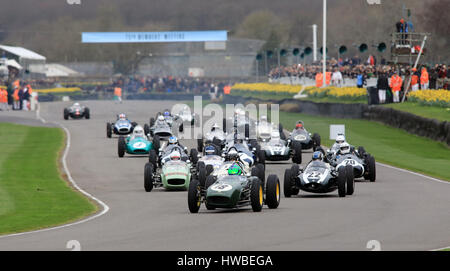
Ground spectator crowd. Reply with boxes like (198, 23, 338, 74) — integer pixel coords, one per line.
(0, 79, 34, 111)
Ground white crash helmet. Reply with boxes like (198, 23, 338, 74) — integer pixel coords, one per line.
(73, 103, 80, 107)
(170, 150, 181, 161)
(157, 115, 165, 121)
(133, 125, 145, 137)
(339, 142, 350, 154)
(335, 135, 346, 145)
(119, 113, 126, 120)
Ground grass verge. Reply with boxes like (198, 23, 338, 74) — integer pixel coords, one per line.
(382, 102, 450, 122)
(279, 111, 450, 181)
(0, 123, 97, 235)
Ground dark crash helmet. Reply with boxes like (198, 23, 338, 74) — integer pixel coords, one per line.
(204, 145, 216, 156)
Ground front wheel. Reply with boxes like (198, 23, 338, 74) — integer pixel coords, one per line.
(337, 167, 347, 197)
(266, 175, 280, 209)
(63, 109, 69, 120)
(292, 141, 302, 164)
(345, 165, 355, 195)
(118, 136, 126, 157)
(188, 178, 201, 213)
(250, 178, 263, 212)
(84, 108, 90, 119)
(106, 122, 112, 138)
(312, 133, 321, 151)
(367, 155, 376, 182)
(190, 148, 198, 165)
(144, 163, 154, 192)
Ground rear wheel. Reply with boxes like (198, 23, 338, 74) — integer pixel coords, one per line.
(179, 123, 184, 132)
(205, 164, 214, 176)
(292, 141, 302, 164)
(148, 149, 158, 168)
(250, 178, 263, 212)
(63, 109, 69, 120)
(358, 146, 366, 158)
(197, 162, 207, 187)
(150, 117, 155, 127)
(257, 150, 266, 168)
(337, 167, 347, 197)
(144, 163, 154, 192)
(266, 175, 280, 209)
(197, 138, 203, 152)
(152, 135, 160, 152)
(188, 178, 201, 213)
(190, 148, 198, 165)
(312, 133, 321, 151)
(345, 165, 355, 195)
(84, 108, 90, 119)
(106, 122, 112, 138)
(290, 164, 300, 195)
(118, 136, 126, 157)
(144, 124, 150, 135)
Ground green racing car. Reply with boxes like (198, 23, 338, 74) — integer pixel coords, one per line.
(118, 125, 159, 157)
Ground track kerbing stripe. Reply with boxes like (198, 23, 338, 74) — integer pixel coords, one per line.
(0, 103, 110, 239)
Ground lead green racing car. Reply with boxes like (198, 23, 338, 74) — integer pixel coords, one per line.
(188, 151, 280, 213)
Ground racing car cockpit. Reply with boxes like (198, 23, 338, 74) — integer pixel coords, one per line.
(130, 125, 147, 140)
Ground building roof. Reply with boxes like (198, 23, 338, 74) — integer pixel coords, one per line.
(0, 45, 46, 61)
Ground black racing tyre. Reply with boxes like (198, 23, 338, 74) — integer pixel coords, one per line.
(150, 117, 155, 127)
(256, 163, 265, 189)
(266, 174, 280, 209)
(205, 164, 214, 176)
(131, 122, 138, 127)
(222, 118, 227, 133)
(292, 141, 302, 164)
(251, 166, 264, 190)
(190, 148, 199, 165)
(249, 139, 258, 149)
(148, 149, 158, 168)
(197, 163, 207, 187)
(257, 150, 266, 168)
(144, 123, 150, 135)
(152, 135, 160, 152)
(244, 123, 250, 138)
(118, 136, 126, 157)
(367, 155, 376, 182)
(290, 164, 300, 195)
(106, 122, 112, 138)
(345, 165, 355, 195)
(250, 178, 263, 212)
(312, 133, 321, 151)
(205, 175, 216, 190)
(337, 166, 347, 197)
(212, 137, 222, 148)
(283, 169, 293, 198)
(358, 146, 366, 158)
(84, 108, 90, 119)
(197, 138, 203, 152)
(278, 123, 284, 134)
(188, 178, 201, 213)
(144, 163, 154, 192)
(63, 108, 69, 120)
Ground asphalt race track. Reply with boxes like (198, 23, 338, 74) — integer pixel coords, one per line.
(0, 100, 449, 251)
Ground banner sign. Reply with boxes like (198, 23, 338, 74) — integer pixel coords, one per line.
(82, 31, 227, 43)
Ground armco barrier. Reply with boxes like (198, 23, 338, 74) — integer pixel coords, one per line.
(222, 95, 450, 146)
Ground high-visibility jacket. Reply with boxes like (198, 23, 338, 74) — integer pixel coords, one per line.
(223, 85, 231, 95)
(0, 89, 7, 103)
(390, 75, 403, 92)
(114, 87, 122, 97)
(13, 80, 20, 88)
(411, 74, 419, 86)
(326, 72, 331, 85)
(26, 84, 33, 94)
(13, 88, 20, 101)
(315, 73, 323, 88)
(420, 70, 429, 84)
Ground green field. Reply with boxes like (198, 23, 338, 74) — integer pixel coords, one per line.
(278, 111, 450, 181)
(230, 89, 295, 101)
(382, 102, 450, 122)
(0, 123, 97, 235)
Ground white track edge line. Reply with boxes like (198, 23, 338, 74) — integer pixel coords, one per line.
(0, 103, 110, 239)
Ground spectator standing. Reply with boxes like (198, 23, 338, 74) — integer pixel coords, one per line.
(331, 69, 343, 87)
(356, 73, 366, 88)
(420, 67, 429, 90)
(22, 86, 30, 111)
(410, 68, 420, 91)
(18, 87, 24, 110)
(13, 86, 20, 110)
(6, 83, 13, 110)
(315, 72, 323, 88)
(113, 85, 122, 104)
(0, 88, 8, 111)
(377, 71, 389, 104)
(390, 71, 403, 103)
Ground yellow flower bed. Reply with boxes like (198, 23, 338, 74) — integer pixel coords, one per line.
(304, 86, 366, 100)
(409, 89, 450, 107)
(231, 83, 302, 94)
(35, 87, 81, 93)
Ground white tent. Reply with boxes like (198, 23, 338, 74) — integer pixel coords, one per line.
(0, 45, 46, 61)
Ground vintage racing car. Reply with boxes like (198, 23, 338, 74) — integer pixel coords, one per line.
(117, 125, 156, 157)
(63, 102, 90, 120)
(106, 113, 137, 138)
